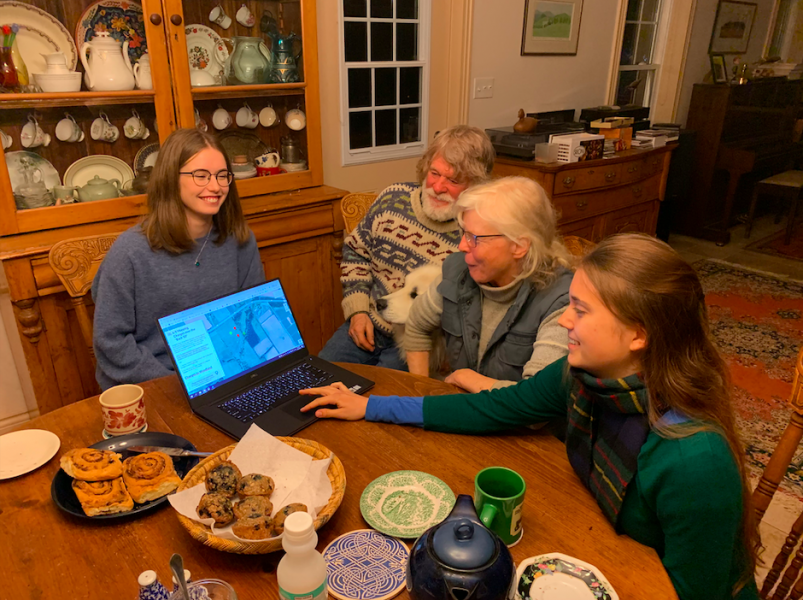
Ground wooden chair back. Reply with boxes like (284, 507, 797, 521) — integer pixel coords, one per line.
(341, 192, 378, 234)
(752, 346, 803, 599)
(48, 234, 119, 361)
(563, 235, 596, 258)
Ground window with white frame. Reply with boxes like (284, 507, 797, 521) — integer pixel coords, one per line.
(614, 0, 665, 109)
(339, 0, 431, 166)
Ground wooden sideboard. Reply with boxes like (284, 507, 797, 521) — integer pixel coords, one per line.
(1, 186, 348, 415)
(492, 145, 675, 240)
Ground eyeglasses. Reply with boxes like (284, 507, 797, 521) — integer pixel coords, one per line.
(460, 228, 504, 248)
(179, 169, 234, 186)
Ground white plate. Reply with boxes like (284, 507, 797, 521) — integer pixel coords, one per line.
(64, 155, 135, 189)
(185, 24, 227, 82)
(134, 143, 159, 175)
(0, 1, 78, 75)
(513, 553, 618, 600)
(0, 429, 60, 480)
(4, 151, 61, 193)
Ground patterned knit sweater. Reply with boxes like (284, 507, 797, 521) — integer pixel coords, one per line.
(341, 182, 461, 334)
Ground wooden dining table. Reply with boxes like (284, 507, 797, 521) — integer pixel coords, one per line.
(0, 364, 677, 599)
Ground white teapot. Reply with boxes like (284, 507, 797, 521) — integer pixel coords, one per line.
(133, 53, 152, 90)
(80, 32, 135, 91)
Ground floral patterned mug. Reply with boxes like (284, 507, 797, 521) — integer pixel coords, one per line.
(99, 384, 146, 436)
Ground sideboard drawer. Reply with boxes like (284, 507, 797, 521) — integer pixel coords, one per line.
(554, 174, 662, 223)
(553, 164, 622, 195)
(620, 158, 646, 184)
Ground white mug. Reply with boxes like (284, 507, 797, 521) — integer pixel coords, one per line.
(55, 113, 84, 142)
(212, 106, 232, 130)
(21, 115, 51, 148)
(194, 108, 208, 132)
(255, 151, 280, 168)
(0, 129, 11, 150)
(286, 108, 306, 131)
(209, 5, 232, 29)
(124, 109, 149, 139)
(235, 3, 255, 27)
(236, 102, 258, 129)
(90, 112, 119, 142)
(259, 105, 278, 127)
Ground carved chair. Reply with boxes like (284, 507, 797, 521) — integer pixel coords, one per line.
(340, 192, 378, 234)
(48, 234, 119, 363)
(752, 346, 803, 599)
(563, 235, 596, 258)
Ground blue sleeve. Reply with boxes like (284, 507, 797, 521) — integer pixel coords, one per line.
(365, 395, 424, 426)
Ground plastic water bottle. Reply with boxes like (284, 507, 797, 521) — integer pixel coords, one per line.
(277, 512, 328, 600)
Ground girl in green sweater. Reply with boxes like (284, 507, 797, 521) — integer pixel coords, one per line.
(301, 233, 760, 600)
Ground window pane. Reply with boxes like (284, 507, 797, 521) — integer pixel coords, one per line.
(344, 0, 367, 17)
(396, 0, 418, 19)
(348, 68, 372, 108)
(641, 0, 659, 22)
(399, 66, 420, 104)
(371, 22, 393, 61)
(375, 109, 397, 146)
(396, 23, 417, 61)
(619, 23, 637, 65)
(375, 68, 396, 106)
(349, 111, 373, 149)
(371, 0, 393, 18)
(400, 107, 420, 143)
(626, 0, 642, 21)
(616, 70, 653, 106)
(344, 21, 368, 62)
(636, 24, 655, 63)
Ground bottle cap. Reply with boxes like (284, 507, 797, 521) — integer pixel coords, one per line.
(137, 570, 157, 587)
(283, 511, 315, 542)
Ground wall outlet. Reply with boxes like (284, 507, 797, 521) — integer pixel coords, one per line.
(473, 77, 494, 99)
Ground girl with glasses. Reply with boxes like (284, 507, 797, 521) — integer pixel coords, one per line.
(92, 128, 265, 390)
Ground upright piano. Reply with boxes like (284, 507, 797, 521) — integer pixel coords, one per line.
(679, 78, 803, 244)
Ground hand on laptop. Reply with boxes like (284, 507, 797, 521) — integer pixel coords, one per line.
(299, 382, 368, 420)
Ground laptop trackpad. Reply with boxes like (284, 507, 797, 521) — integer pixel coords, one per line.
(282, 395, 336, 415)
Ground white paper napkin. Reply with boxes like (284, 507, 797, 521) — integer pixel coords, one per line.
(169, 424, 333, 541)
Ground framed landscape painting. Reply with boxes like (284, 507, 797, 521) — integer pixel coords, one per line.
(709, 0, 757, 54)
(521, 0, 584, 55)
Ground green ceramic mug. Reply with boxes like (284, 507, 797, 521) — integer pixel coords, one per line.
(474, 466, 526, 546)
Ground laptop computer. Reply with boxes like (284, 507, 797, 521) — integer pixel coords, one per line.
(157, 278, 374, 439)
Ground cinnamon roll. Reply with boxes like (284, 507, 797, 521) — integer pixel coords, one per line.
(122, 451, 182, 503)
(60, 448, 124, 481)
(72, 477, 134, 516)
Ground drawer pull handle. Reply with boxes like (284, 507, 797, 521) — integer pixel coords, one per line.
(170, 14, 182, 26)
(632, 185, 643, 197)
(575, 199, 588, 210)
(563, 176, 575, 188)
(149, 13, 162, 26)
(605, 171, 616, 181)
(627, 165, 638, 173)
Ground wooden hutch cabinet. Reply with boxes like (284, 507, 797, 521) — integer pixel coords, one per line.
(0, 0, 347, 414)
(492, 146, 674, 241)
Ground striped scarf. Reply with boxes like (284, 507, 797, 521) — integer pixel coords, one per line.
(564, 368, 651, 526)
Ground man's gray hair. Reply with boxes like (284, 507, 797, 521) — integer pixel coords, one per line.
(416, 125, 495, 186)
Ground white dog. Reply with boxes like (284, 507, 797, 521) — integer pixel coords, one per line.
(376, 264, 446, 372)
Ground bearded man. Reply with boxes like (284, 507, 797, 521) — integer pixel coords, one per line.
(319, 125, 495, 369)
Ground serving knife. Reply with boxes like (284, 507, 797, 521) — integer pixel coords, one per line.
(126, 445, 212, 457)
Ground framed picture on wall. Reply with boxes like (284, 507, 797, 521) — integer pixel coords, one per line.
(710, 54, 729, 83)
(521, 0, 584, 55)
(709, 0, 757, 54)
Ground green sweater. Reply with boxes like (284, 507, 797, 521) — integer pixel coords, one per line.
(423, 358, 758, 600)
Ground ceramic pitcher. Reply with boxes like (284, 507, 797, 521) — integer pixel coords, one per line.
(80, 31, 135, 91)
(219, 36, 271, 85)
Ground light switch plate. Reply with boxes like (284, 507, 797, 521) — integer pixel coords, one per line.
(473, 77, 494, 99)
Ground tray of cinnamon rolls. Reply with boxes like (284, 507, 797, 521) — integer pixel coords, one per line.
(50, 432, 200, 519)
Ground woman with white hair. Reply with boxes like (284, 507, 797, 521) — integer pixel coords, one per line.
(404, 176, 574, 392)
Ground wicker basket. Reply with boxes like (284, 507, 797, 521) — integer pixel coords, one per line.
(175, 436, 346, 554)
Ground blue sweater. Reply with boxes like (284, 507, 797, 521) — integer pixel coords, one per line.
(91, 225, 265, 390)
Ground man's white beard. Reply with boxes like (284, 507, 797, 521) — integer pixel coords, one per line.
(421, 186, 458, 222)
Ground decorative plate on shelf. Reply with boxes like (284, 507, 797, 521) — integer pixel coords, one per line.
(134, 143, 159, 175)
(75, 0, 147, 65)
(4, 151, 61, 192)
(323, 530, 408, 600)
(64, 155, 135, 189)
(0, 1, 78, 74)
(360, 470, 455, 539)
(513, 553, 619, 600)
(216, 131, 270, 166)
(185, 24, 227, 83)
(0, 429, 60, 480)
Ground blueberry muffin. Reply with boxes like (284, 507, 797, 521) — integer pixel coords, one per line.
(232, 516, 275, 540)
(237, 473, 275, 497)
(233, 495, 273, 520)
(205, 461, 242, 498)
(196, 492, 235, 526)
(272, 503, 308, 535)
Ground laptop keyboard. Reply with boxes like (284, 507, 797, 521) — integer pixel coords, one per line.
(219, 363, 330, 423)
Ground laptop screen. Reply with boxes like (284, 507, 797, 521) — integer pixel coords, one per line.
(158, 280, 305, 399)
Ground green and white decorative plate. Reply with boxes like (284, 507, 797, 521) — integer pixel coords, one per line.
(360, 470, 455, 539)
(513, 553, 619, 600)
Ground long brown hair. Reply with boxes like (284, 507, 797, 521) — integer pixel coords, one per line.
(142, 128, 250, 253)
(580, 233, 758, 595)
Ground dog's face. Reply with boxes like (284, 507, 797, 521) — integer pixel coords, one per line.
(376, 264, 442, 324)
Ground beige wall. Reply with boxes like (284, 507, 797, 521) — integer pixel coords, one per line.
(317, 0, 472, 193)
(467, 0, 621, 130)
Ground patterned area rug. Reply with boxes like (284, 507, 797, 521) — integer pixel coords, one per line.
(697, 259, 803, 500)
(744, 227, 803, 263)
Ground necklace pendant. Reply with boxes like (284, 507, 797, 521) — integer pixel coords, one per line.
(195, 261, 200, 267)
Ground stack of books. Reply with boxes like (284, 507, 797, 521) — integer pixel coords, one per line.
(634, 129, 669, 148)
(603, 138, 616, 158)
(650, 123, 681, 141)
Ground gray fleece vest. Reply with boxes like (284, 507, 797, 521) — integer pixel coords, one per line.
(437, 252, 572, 381)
